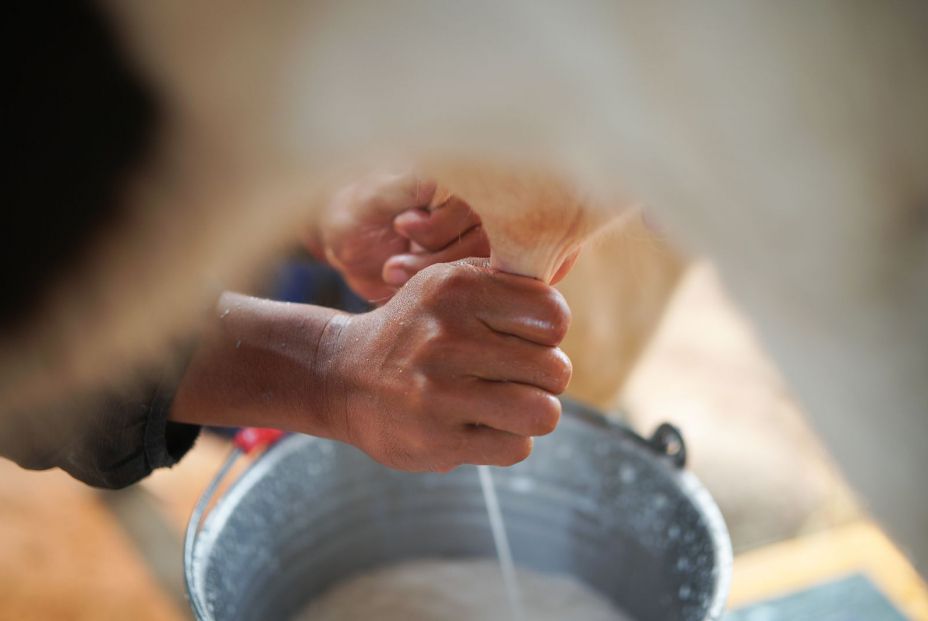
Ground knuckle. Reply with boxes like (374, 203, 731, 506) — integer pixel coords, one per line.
(548, 349, 573, 394)
(533, 394, 562, 436)
(407, 370, 435, 400)
(420, 263, 472, 297)
(416, 266, 483, 320)
(500, 438, 533, 466)
(440, 263, 476, 290)
(539, 289, 572, 343)
(415, 261, 451, 286)
(422, 324, 462, 361)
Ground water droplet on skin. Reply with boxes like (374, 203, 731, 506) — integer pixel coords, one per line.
(235, 339, 242, 349)
(220, 309, 232, 318)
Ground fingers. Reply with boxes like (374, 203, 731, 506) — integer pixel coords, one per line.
(393, 196, 482, 252)
(384, 196, 487, 286)
(324, 172, 436, 236)
(398, 259, 571, 347)
(382, 225, 490, 286)
(358, 172, 437, 214)
(359, 259, 577, 473)
(398, 396, 555, 472)
(452, 382, 563, 437)
(446, 336, 571, 395)
(316, 171, 445, 303)
(463, 427, 534, 467)
(430, 426, 534, 470)
(472, 272, 572, 347)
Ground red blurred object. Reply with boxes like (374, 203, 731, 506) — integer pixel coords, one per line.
(233, 427, 285, 454)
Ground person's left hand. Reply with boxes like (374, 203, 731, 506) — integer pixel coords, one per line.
(304, 172, 490, 303)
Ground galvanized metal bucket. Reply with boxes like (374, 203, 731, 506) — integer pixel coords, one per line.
(185, 399, 732, 620)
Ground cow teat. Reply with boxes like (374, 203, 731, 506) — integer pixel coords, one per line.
(434, 167, 631, 283)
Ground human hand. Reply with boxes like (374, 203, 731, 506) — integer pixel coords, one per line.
(320, 258, 572, 472)
(305, 172, 489, 304)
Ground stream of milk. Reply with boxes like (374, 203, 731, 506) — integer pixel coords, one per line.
(477, 465, 524, 621)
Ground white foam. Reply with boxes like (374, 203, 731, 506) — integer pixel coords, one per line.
(294, 559, 633, 621)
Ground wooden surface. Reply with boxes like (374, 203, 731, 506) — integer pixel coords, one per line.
(0, 434, 235, 621)
(729, 521, 928, 620)
(0, 461, 183, 621)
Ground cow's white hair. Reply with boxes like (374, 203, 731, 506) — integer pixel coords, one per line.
(4, 1, 926, 571)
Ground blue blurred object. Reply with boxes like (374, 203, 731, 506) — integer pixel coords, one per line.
(270, 258, 370, 312)
(726, 573, 906, 621)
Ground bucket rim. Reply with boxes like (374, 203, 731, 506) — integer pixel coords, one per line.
(184, 398, 732, 621)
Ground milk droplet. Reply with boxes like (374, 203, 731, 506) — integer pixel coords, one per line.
(619, 464, 637, 484)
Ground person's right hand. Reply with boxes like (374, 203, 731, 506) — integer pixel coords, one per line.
(320, 259, 572, 472)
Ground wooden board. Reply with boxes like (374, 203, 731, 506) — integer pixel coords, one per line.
(0, 460, 182, 621)
(729, 521, 928, 620)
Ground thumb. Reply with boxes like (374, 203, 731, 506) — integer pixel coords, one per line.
(382, 226, 490, 286)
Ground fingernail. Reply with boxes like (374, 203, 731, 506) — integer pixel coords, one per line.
(383, 265, 411, 286)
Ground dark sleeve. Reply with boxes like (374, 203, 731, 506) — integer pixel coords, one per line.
(0, 361, 200, 490)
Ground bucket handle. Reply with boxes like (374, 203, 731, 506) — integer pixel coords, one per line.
(184, 428, 285, 621)
(648, 423, 687, 469)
